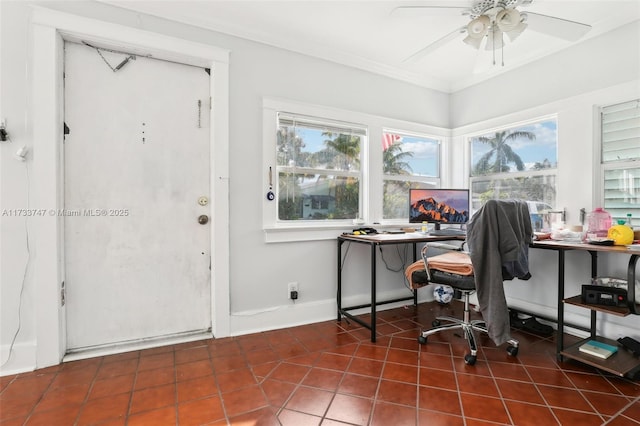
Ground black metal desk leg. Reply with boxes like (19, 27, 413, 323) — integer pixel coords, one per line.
(412, 242, 418, 306)
(590, 251, 598, 339)
(628, 255, 639, 315)
(337, 239, 343, 322)
(370, 243, 377, 342)
(557, 249, 565, 361)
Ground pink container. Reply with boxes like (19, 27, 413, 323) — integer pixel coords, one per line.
(586, 207, 612, 238)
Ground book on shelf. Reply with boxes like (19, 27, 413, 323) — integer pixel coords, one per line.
(578, 340, 618, 359)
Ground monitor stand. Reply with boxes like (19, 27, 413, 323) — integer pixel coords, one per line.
(429, 222, 466, 236)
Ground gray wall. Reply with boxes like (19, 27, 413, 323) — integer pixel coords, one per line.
(1, 0, 639, 375)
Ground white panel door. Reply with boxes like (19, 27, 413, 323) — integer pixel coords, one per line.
(64, 42, 211, 350)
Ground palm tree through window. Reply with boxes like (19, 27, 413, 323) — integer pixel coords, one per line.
(469, 119, 558, 229)
(276, 113, 364, 221)
(382, 131, 440, 220)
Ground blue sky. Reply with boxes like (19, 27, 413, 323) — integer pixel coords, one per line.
(296, 128, 439, 175)
(470, 119, 558, 170)
(293, 118, 557, 175)
(397, 135, 439, 177)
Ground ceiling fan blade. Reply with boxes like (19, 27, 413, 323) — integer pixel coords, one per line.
(391, 5, 468, 18)
(403, 26, 465, 63)
(524, 12, 591, 41)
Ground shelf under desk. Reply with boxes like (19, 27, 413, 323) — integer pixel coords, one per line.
(531, 240, 639, 378)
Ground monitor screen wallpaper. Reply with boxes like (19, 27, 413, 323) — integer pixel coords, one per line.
(409, 189, 470, 224)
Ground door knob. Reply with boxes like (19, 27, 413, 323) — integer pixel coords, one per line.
(198, 215, 209, 225)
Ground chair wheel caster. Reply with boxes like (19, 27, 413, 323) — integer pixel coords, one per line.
(464, 354, 476, 365)
(507, 345, 519, 357)
(432, 320, 440, 327)
(418, 335, 427, 345)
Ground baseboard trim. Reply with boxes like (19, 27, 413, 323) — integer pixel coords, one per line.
(63, 330, 213, 362)
(229, 288, 432, 337)
(0, 341, 37, 377)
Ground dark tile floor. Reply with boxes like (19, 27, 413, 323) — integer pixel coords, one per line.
(1, 301, 639, 425)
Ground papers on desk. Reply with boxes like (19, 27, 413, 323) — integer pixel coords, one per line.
(550, 229, 583, 242)
(346, 232, 424, 240)
(627, 244, 640, 251)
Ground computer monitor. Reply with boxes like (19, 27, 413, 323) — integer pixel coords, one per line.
(409, 188, 470, 229)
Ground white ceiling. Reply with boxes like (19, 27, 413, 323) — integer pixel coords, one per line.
(102, 0, 640, 93)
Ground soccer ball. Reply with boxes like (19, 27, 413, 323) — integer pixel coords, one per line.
(433, 284, 454, 304)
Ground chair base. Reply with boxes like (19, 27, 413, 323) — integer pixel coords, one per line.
(418, 292, 519, 365)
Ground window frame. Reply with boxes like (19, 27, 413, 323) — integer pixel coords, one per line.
(262, 98, 450, 242)
(276, 111, 367, 224)
(381, 128, 442, 224)
(597, 99, 640, 223)
(466, 115, 559, 216)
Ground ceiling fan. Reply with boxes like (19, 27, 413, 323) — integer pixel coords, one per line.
(394, 0, 592, 66)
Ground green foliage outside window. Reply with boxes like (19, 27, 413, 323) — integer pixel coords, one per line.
(276, 121, 362, 221)
(470, 120, 558, 210)
(382, 133, 440, 220)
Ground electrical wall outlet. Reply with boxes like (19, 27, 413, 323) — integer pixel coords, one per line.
(288, 282, 299, 300)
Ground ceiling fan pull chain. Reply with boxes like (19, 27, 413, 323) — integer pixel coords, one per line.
(492, 28, 496, 65)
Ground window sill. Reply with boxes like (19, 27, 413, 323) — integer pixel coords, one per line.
(264, 225, 351, 243)
(263, 222, 417, 243)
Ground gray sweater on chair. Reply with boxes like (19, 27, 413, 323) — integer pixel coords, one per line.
(466, 199, 533, 346)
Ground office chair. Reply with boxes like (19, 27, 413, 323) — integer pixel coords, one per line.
(406, 199, 532, 365)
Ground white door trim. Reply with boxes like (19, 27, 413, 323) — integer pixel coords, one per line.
(30, 6, 231, 368)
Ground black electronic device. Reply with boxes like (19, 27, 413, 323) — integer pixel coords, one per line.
(617, 336, 640, 357)
(409, 188, 469, 230)
(430, 228, 466, 237)
(587, 238, 615, 246)
(351, 227, 378, 235)
(581, 285, 628, 307)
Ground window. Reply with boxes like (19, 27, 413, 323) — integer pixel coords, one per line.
(276, 113, 366, 221)
(601, 99, 640, 224)
(468, 118, 558, 229)
(382, 131, 440, 220)
(263, 98, 450, 241)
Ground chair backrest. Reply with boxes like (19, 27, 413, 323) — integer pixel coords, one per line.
(466, 199, 532, 264)
(465, 199, 533, 346)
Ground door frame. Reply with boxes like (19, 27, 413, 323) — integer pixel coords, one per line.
(30, 6, 231, 368)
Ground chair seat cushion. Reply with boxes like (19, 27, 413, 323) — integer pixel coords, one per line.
(410, 269, 476, 291)
(427, 251, 473, 276)
(430, 270, 476, 290)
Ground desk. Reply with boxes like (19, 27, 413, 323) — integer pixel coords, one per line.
(531, 240, 639, 377)
(337, 232, 464, 342)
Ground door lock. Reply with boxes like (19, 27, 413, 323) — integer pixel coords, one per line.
(197, 215, 209, 225)
(198, 196, 209, 206)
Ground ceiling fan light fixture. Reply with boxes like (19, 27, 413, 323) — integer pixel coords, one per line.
(505, 21, 527, 41)
(463, 33, 484, 49)
(466, 14, 490, 38)
(398, 0, 593, 68)
(496, 8, 522, 32)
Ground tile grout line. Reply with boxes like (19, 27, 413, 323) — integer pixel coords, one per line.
(601, 392, 640, 425)
(519, 355, 564, 425)
(21, 364, 61, 425)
